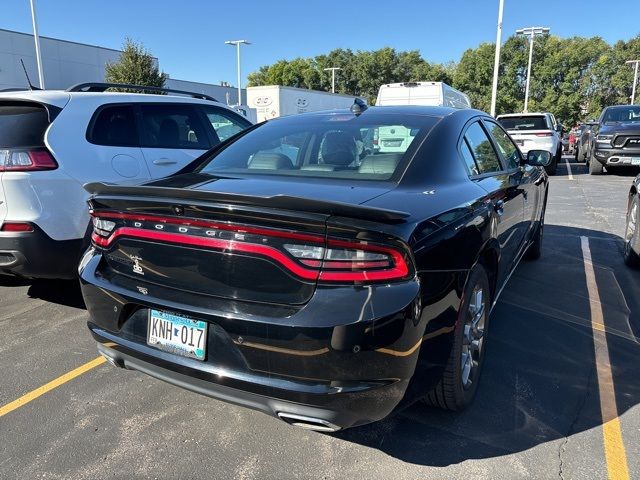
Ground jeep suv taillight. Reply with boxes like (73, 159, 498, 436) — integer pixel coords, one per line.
(0, 148, 58, 172)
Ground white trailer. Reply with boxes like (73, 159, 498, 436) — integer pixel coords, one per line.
(247, 85, 363, 122)
(376, 82, 471, 108)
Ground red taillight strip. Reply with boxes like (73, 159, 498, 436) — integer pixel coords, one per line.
(92, 228, 320, 281)
(91, 227, 410, 283)
(90, 211, 324, 244)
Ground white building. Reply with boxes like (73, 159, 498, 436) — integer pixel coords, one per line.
(0, 28, 243, 105)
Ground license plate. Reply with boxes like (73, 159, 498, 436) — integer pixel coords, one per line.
(147, 310, 207, 360)
(515, 139, 525, 146)
(383, 140, 402, 147)
(632, 157, 640, 166)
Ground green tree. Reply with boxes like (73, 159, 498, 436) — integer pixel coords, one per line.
(105, 38, 167, 90)
(246, 34, 640, 122)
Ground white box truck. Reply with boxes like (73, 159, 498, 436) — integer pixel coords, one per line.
(376, 82, 471, 108)
(247, 85, 364, 123)
(375, 82, 471, 152)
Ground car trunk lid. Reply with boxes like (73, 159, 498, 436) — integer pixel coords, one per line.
(86, 177, 410, 306)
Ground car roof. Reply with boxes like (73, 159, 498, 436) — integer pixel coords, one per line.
(0, 89, 226, 108)
(281, 105, 481, 120)
(604, 104, 640, 110)
(497, 112, 549, 118)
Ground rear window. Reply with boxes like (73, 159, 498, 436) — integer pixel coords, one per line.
(89, 105, 139, 147)
(0, 103, 50, 148)
(498, 116, 548, 131)
(195, 113, 437, 181)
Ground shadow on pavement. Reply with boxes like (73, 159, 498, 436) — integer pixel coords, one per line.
(334, 225, 640, 466)
(27, 279, 86, 309)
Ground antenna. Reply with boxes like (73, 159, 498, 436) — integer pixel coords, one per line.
(20, 59, 40, 91)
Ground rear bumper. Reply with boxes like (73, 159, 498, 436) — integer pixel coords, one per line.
(93, 330, 409, 431)
(0, 225, 82, 279)
(79, 250, 432, 429)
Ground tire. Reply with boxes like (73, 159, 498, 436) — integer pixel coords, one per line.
(624, 195, 640, 268)
(589, 153, 604, 175)
(525, 206, 545, 261)
(424, 263, 491, 410)
(544, 149, 558, 176)
(578, 146, 586, 163)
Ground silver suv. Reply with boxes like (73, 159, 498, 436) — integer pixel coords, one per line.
(497, 112, 563, 175)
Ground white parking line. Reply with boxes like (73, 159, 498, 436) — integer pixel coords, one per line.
(565, 158, 574, 180)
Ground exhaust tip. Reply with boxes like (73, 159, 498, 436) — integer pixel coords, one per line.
(277, 412, 341, 432)
(97, 345, 125, 369)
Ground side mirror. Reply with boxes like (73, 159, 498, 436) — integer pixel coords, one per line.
(555, 124, 563, 133)
(526, 149, 552, 167)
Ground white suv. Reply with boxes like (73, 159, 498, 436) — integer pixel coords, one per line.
(496, 112, 563, 175)
(0, 83, 252, 279)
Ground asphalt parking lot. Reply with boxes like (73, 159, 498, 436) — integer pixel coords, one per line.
(1, 158, 639, 480)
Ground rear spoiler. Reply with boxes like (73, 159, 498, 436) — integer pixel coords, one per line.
(84, 182, 410, 224)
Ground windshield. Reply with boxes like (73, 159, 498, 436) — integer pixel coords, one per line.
(602, 106, 640, 124)
(195, 113, 438, 181)
(498, 116, 548, 131)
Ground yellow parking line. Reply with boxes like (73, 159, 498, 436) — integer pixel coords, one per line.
(0, 356, 106, 418)
(581, 236, 630, 480)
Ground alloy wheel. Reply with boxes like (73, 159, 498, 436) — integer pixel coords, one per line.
(461, 285, 485, 389)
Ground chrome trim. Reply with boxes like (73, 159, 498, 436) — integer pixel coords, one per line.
(277, 412, 341, 432)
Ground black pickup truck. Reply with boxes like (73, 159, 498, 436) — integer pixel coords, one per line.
(587, 105, 640, 175)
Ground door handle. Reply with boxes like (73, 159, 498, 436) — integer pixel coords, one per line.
(153, 158, 177, 165)
(494, 199, 505, 216)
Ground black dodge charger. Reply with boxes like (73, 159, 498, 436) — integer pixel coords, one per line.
(80, 105, 550, 431)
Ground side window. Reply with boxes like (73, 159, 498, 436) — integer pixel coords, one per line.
(89, 105, 138, 147)
(464, 122, 502, 174)
(201, 107, 250, 144)
(460, 139, 479, 175)
(139, 104, 209, 149)
(484, 120, 521, 169)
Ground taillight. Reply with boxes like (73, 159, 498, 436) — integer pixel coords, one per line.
(0, 148, 58, 171)
(535, 132, 553, 137)
(92, 217, 116, 237)
(1, 222, 34, 232)
(284, 241, 407, 282)
(90, 211, 412, 284)
(373, 128, 379, 145)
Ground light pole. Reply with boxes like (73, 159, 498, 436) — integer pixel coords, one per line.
(490, 0, 504, 117)
(626, 60, 640, 105)
(323, 67, 341, 93)
(516, 26, 550, 112)
(225, 40, 251, 106)
(29, 0, 45, 89)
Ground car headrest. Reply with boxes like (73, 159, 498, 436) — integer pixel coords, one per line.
(358, 154, 401, 174)
(320, 132, 357, 166)
(248, 152, 294, 170)
(159, 118, 179, 144)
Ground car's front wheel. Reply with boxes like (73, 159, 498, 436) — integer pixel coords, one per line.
(424, 263, 490, 410)
(589, 153, 604, 175)
(624, 195, 640, 268)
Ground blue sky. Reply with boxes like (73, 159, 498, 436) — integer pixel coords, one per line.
(4, 0, 639, 87)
